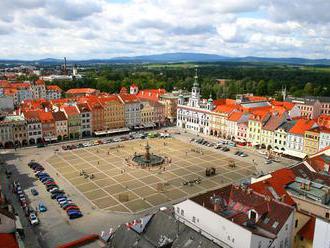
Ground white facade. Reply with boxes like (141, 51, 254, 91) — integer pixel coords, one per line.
(124, 102, 141, 127)
(0, 123, 13, 147)
(31, 83, 46, 99)
(174, 199, 294, 248)
(80, 111, 92, 136)
(274, 128, 288, 152)
(319, 131, 330, 150)
(313, 217, 330, 248)
(177, 69, 213, 135)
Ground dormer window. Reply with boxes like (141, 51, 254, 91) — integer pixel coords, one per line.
(249, 209, 258, 222)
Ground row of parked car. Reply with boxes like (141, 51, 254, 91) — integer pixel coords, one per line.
(61, 133, 148, 151)
(28, 161, 83, 219)
(13, 181, 40, 225)
(191, 138, 249, 156)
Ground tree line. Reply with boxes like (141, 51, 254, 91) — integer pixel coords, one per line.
(46, 62, 330, 100)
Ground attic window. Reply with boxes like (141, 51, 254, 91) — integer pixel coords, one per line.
(272, 221, 279, 229)
(263, 217, 270, 224)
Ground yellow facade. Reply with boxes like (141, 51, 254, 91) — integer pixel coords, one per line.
(248, 119, 262, 146)
(102, 98, 125, 130)
(304, 129, 320, 156)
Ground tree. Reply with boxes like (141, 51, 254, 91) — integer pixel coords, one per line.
(256, 80, 267, 96)
(303, 82, 313, 96)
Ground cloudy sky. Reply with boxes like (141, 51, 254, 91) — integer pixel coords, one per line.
(0, 0, 329, 60)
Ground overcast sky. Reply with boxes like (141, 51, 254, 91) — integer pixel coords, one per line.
(0, 0, 329, 60)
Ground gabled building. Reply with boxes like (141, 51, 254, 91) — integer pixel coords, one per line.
(285, 119, 318, 159)
(287, 97, 321, 119)
(87, 98, 104, 133)
(260, 112, 287, 150)
(174, 184, 295, 248)
(38, 111, 56, 142)
(210, 104, 238, 139)
(23, 110, 43, 145)
(98, 95, 125, 130)
(304, 127, 321, 156)
(273, 121, 296, 154)
(226, 111, 249, 141)
(66, 88, 99, 97)
(31, 79, 46, 99)
(119, 92, 141, 128)
(77, 102, 92, 137)
(319, 127, 330, 151)
(61, 105, 81, 139)
(52, 111, 68, 141)
(46, 85, 62, 100)
(247, 108, 271, 147)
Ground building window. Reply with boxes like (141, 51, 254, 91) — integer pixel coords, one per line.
(326, 212, 329, 219)
(295, 219, 298, 228)
(192, 216, 196, 223)
(180, 209, 184, 216)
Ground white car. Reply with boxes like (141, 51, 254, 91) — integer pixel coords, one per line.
(29, 213, 39, 225)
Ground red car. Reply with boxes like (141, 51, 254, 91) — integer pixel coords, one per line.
(66, 206, 80, 211)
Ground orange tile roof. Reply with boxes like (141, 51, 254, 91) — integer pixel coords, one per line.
(249, 108, 271, 121)
(62, 105, 80, 116)
(98, 95, 121, 104)
(3, 88, 18, 96)
(0, 233, 19, 248)
(137, 88, 166, 101)
(307, 146, 330, 173)
(214, 104, 240, 114)
(289, 119, 317, 135)
(271, 100, 295, 110)
(66, 88, 97, 94)
(119, 93, 140, 103)
(35, 79, 45, 85)
(10, 82, 31, 89)
(318, 114, 330, 128)
(0, 80, 10, 88)
(228, 111, 244, 122)
(38, 111, 54, 123)
(46, 85, 62, 92)
(246, 96, 268, 101)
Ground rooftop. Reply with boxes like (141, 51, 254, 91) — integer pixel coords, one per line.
(289, 119, 317, 135)
(190, 184, 294, 238)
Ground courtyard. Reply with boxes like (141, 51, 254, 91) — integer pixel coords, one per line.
(46, 137, 256, 213)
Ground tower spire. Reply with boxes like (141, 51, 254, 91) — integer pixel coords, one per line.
(193, 65, 199, 87)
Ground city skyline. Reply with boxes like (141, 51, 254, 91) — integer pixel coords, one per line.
(0, 0, 330, 60)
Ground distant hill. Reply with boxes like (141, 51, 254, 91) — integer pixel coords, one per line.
(1, 52, 330, 65)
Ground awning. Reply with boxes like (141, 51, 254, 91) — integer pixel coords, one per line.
(44, 137, 57, 141)
(283, 150, 307, 159)
(235, 138, 246, 143)
(143, 123, 156, 128)
(94, 127, 130, 136)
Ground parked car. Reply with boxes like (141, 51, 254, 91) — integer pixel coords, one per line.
(31, 188, 39, 196)
(68, 212, 83, 219)
(38, 202, 47, 212)
(240, 153, 248, 157)
(62, 203, 77, 210)
(65, 205, 80, 211)
(29, 213, 39, 225)
(51, 193, 65, 199)
(265, 160, 272, 164)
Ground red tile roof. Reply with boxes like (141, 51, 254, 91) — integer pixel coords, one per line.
(0, 234, 19, 248)
(46, 85, 62, 92)
(246, 96, 268, 102)
(307, 146, 330, 173)
(52, 111, 67, 121)
(289, 119, 317, 135)
(250, 168, 296, 206)
(317, 114, 330, 128)
(66, 88, 97, 95)
(10, 82, 31, 89)
(190, 185, 294, 237)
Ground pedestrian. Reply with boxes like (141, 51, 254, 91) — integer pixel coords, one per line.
(97, 161, 100, 165)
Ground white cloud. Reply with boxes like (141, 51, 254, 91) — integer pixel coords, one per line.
(0, 0, 329, 59)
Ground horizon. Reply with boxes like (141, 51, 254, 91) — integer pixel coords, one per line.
(0, 1, 330, 60)
(1, 51, 330, 62)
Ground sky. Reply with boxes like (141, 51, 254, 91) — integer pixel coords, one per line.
(0, 0, 329, 60)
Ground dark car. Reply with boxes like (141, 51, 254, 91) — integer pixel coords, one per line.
(31, 188, 39, 196)
(78, 143, 84, 148)
(62, 145, 68, 150)
(51, 193, 65, 199)
(68, 212, 83, 219)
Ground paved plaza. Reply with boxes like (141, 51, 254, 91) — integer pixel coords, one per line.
(46, 137, 256, 213)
